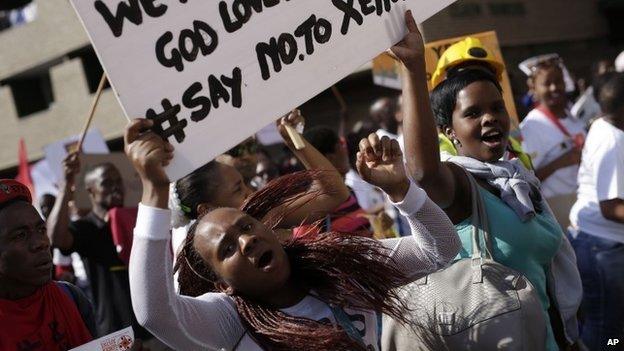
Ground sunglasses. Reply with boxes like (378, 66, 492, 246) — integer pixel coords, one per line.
(227, 142, 258, 158)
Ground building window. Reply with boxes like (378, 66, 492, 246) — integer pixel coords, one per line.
(448, 2, 483, 18)
(488, 2, 527, 16)
(7, 70, 54, 118)
(73, 47, 111, 94)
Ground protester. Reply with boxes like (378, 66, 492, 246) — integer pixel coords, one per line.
(169, 110, 351, 249)
(430, 36, 534, 170)
(303, 126, 372, 234)
(570, 72, 624, 350)
(39, 193, 56, 219)
(124, 116, 460, 351)
(46, 158, 156, 346)
(0, 179, 95, 351)
(346, 122, 390, 214)
(222, 137, 260, 189)
(520, 55, 586, 198)
(572, 59, 615, 126)
(251, 148, 279, 189)
(393, 12, 581, 350)
(371, 96, 400, 140)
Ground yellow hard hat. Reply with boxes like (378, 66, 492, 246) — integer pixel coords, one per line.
(431, 37, 505, 89)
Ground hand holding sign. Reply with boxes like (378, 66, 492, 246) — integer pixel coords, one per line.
(124, 119, 174, 191)
(62, 152, 81, 190)
(390, 11, 426, 73)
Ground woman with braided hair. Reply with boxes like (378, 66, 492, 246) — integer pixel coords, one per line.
(125, 95, 460, 350)
(169, 109, 351, 251)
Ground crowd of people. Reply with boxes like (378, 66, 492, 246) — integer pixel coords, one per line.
(1, 10, 623, 351)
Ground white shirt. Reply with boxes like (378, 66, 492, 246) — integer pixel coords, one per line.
(571, 87, 601, 126)
(345, 169, 386, 213)
(520, 108, 586, 198)
(570, 118, 624, 243)
(235, 296, 378, 350)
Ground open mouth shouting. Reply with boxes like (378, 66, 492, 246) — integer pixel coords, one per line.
(481, 129, 505, 148)
(253, 249, 276, 273)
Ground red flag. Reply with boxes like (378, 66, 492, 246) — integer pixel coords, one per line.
(15, 138, 34, 194)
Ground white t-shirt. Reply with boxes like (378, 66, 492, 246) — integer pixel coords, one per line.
(345, 169, 386, 213)
(570, 118, 624, 243)
(236, 296, 378, 350)
(520, 108, 586, 198)
(571, 87, 600, 126)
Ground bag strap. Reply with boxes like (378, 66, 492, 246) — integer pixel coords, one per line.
(58, 281, 76, 303)
(55, 281, 97, 338)
(462, 168, 493, 261)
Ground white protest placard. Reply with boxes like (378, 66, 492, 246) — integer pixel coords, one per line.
(70, 0, 456, 180)
(43, 129, 110, 182)
(70, 326, 134, 351)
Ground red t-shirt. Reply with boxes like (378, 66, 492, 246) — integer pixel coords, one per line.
(0, 282, 92, 351)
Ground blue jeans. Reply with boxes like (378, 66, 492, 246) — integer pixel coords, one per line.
(571, 231, 624, 350)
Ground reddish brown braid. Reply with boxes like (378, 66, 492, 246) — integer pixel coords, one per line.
(175, 171, 412, 350)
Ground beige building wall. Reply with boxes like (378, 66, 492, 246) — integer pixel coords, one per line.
(0, 0, 126, 171)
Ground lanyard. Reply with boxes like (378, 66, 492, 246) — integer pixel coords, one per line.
(536, 105, 584, 149)
(329, 304, 368, 349)
(308, 294, 368, 349)
(536, 105, 573, 137)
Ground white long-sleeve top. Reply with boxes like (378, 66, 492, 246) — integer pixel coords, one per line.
(129, 182, 460, 350)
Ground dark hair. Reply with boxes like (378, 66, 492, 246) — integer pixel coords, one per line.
(593, 71, 617, 102)
(0, 199, 22, 213)
(175, 171, 411, 350)
(599, 72, 624, 115)
(175, 161, 222, 220)
(303, 126, 339, 156)
(430, 69, 502, 127)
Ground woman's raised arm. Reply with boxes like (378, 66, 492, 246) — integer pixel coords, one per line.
(393, 11, 457, 208)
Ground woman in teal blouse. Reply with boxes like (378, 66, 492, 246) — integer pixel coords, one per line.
(389, 11, 582, 350)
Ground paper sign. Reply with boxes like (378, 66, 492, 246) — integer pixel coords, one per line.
(373, 31, 519, 126)
(73, 153, 142, 210)
(70, 326, 134, 351)
(43, 129, 110, 183)
(69, 0, 457, 180)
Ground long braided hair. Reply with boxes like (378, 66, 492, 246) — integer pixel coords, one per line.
(175, 171, 411, 350)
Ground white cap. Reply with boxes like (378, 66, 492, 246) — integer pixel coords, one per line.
(519, 54, 575, 93)
(616, 51, 624, 73)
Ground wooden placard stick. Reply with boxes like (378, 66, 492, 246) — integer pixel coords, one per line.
(76, 73, 108, 153)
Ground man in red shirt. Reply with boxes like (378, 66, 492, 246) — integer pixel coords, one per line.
(0, 179, 95, 351)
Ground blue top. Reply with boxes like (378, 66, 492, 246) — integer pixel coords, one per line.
(455, 186, 563, 351)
